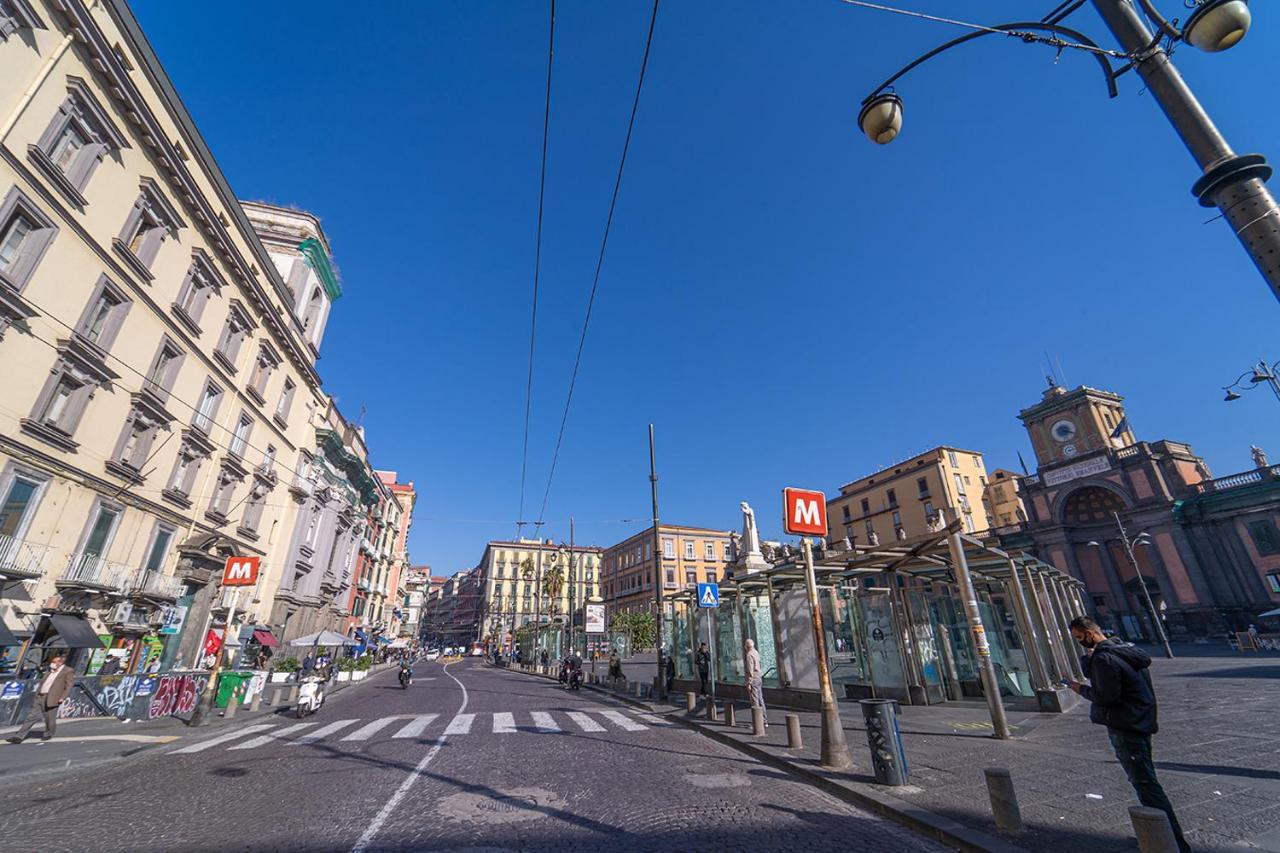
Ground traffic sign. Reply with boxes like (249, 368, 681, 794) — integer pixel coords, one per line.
(221, 555, 260, 587)
(697, 582, 720, 608)
(783, 487, 827, 536)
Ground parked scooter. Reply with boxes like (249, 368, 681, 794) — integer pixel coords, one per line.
(568, 667, 584, 691)
(296, 673, 327, 718)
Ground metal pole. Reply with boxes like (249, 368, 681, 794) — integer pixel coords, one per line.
(1005, 559, 1052, 692)
(649, 424, 666, 700)
(1091, 0, 1280, 302)
(1262, 361, 1280, 405)
(1113, 512, 1174, 658)
(802, 537, 853, 768)
(191, 587, 238, 726)
(569, 517, 576, 657)
(944, 521, 1011, 739)
(1043, 573, 1087, 681)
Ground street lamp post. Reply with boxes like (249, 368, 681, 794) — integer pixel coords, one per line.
(649, 424, 667, 701)
(1223, 358, 1280, 404)
(857, 0, 1280, 304)
(1087, 511, 1175, 658)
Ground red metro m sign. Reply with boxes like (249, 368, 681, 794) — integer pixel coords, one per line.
(221, 556, 260, 587)
(782, 488, 827, 536)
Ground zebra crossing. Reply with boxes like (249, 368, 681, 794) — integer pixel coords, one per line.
(170, 708, 659, 755)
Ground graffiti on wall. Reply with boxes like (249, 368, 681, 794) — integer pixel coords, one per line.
(147, 672, 208, 720)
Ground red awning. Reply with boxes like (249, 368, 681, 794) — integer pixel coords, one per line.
(251, 629, 279, 647)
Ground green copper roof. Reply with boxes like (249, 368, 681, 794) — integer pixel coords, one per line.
(299, 237, 342, 301)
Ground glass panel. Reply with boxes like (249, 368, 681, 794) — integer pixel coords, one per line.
(673, 606, 693, 679)
(907, 591, 942, 687)
(746, 593, 778, 688)
(860, 593, 905, 691)
(929, 592, 977, 683)
(826, 584, 869, 686)
(0, 477, 37, 538)
(51, 124, 87, 171)
(144, 528, 172, 574)
(84, 507, 118, 556)
(714, 603, 744, 684)
(0, 215, 33, 272)
(977, 595, 1036, 698)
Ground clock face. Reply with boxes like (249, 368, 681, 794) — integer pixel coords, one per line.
(1062, 443, 1078, 458)
(1051, 419, 1077, 443)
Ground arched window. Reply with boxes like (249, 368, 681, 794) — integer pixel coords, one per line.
(303, 287, 322, 331)
(1061, 486, 1125, 525)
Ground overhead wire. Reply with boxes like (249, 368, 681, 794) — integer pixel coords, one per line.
(536, 0, 661, 526)
(517, 0, 557, 541)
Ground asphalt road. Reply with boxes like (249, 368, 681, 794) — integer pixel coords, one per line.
(0, 661, 943, 852)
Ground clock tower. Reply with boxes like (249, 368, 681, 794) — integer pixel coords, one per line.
(1018, 380, 1135, 468)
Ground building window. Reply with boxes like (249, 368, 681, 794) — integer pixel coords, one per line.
(0, 0, 44, 40)
(0, 466, 47, 541)
(141, 523, 174, 576)
(207, 467, 238, 521)
(948, 450, 959, 467)
(172, 250, 222, 334)
(963, 513, 975, 533)
(917, 477, 929, 497)
(79, 501, 121, 561)
(662, 539, 674, 559)
(724, 541, 734, 561)
(842, 505, 850, 520)
(214, 301, 254, 372)
(164, 442, 203, 503)
(705, 542, 714, 560)
(30, 78, 128, 203)
(143, 338, 183, 400)
(707, 571, 717, 584)
(684, 540, 695, 559)
(860, 498, 870, 515)
(247, 343, 279, 403)
(30, 370, 89, 436)
(891, 510, 901, 528)
(665, 568, 676, 587)
(194, 381, 222, 433)
(109, 409, 160, 477)
(1247, 520, 1280, 556)
(274, 378, 296, 426)
(114, 178, 183, 278)
(260, 443, 276, 472)
(924, 501, 935, 518)
(887, 488, 897, 508)
(75, 276, 130, 350)
(239, 480, 269, 536)
(0, 186, 58, 293)
(228, 412, 252, 459)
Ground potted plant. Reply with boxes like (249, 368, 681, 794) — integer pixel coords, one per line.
(272, 657, 300, 682)
(335, 656, 357, 682)
(352, 655, 372, 681)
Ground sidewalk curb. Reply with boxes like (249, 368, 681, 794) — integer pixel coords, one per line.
(497, 663, 1024, 853)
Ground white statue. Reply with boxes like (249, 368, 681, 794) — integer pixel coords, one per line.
(868, 530, 880, 547)
(1252, 445, 1269, 469)
(740, 501, 763, 557)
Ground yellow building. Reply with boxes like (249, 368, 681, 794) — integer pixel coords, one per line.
(477, 539, 603, 644)
(983, 468, 1027, 529)
(826, 446, 993, 545)
(603, 525, 734, 617)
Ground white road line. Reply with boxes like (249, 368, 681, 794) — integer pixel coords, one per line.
(492, 712, 516, 733)
(342, 717, 402, 741)
(289, 719, 358, 745)
(350, 662, 469, 853)
(392, 714, 438, 738)
(632, 713, 668, 726)
(169, 724, 275, 754)
(599, 709, 646, 731)
(566, 711, 605, 732)
(443, 713, 475, 735)
(229, 722, 316, 750)
(530, 711, 560, 732)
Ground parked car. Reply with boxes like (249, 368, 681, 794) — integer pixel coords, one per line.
(469, 646, 484, 656)
(425, 649, 440, 661)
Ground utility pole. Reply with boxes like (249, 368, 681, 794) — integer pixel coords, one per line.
(800, 536, 852, 768)
(190, 587, 238, 727)
(534, 521, 545, 665)
(569, 516, 576, 656)
(945, 513, 1011, 739)
(1113, 512, 1175, 659)
(649, 424, 666, 700)
(1091, 0, 1280, 303)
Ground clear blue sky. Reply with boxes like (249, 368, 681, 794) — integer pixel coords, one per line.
(132, 1, 1279, 575)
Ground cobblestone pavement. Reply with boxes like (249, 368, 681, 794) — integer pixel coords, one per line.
(0, 661, 944, 852)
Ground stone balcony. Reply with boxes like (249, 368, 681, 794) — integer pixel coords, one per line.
(0, 534, 52, 581)
(125, 570, 185, 601)
(58, 552, 130, 593)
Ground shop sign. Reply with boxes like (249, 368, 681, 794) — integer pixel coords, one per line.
(1, 681, 24, 700)
(159, 605, 188, 636)
(585, 604, 605, 634)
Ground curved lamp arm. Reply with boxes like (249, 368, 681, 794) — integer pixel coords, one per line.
(861, 21, 1121, 104)
(1136, 0, 1183, 41)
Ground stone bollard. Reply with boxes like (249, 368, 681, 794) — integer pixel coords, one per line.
(983, 767, 1024, 834)
(224, 694, 239, 718)
(706, 698, 719, 722)
(686, 691, 697, 712)
(1129, 807, 1179, 853)
(786, 713, 803, 749)
(287, 684, 299, 704)
(631, 681, 642, 697)
(724, 703, 737, 727)
(264, 687, 276, 707)
(249, 690, 262, 712)
(751, 706, 766, 736)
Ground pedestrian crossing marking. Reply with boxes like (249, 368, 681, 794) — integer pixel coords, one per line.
(343, 717, 401, 741)
(289, 719, 358, 745)
(230, 722, 316, 750)
(392, 714, 438, 738)
(598, 709, 645, 731)
(565, 711, 605, 732)
(529, 711, 560, 732)
(171, 724, 275, 754)
(443, 713, 474, 735)
(493, 712, 516, 734)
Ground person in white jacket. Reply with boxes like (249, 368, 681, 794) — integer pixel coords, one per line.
(744, 638, 766, 720)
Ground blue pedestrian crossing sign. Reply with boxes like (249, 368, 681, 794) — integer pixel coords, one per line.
(697, 582, 720, 608)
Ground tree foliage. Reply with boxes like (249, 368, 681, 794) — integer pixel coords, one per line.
(611, 610, 656, 650)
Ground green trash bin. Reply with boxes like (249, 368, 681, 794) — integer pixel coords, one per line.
(214, 671, 254, 708)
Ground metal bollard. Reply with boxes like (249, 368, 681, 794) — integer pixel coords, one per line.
(724, 703, 736, 727)
(224, 694, 239, 718)
(786, 713, 803, 749)
(1129, 807, 1179, 853)
(686, 691, 697, 711)
(264, 688, 277, 707)
(631, 681, 641, 697)
(983, 767, 1023, 834)
(249, 690, 262, 712)
(751, 706, 765, 736)
(859, 699, 908, 786)
(706, 698, 719, 721)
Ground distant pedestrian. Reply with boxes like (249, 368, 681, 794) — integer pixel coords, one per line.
(98, 656, 121, 676)
(608, 651, 623, 686)
(1067, 616, 1190, 853)
(302, 653, 315, 674)
(540, 649, 549, 669)
(664, 652, 675, 693)
(7, 653, 75, 744)
(744, 638, 765, 720)
(695, 643, 711, 695)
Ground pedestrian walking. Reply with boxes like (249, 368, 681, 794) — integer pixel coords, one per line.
(664, 652, 675, 694)
(695, 642, 711, 695)
(744, 638, 765, 720)
(607, 650, 623, 687)
(1066, 616, 1190, 853)
(7, 653, 75, 744)
(540, 649, 549, 669)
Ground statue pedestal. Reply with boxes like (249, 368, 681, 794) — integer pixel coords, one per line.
(730, 554, 770, 579)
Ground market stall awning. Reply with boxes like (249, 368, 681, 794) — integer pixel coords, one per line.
(48, 614, 105, 648)
(251, 629, 279, 647)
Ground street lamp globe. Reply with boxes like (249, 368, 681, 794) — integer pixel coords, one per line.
(1250, 366, 1272, 384)
(1183, 0, 1251, 52)
(858, 93, 903, 145)
(1224, 388, 1242, 401)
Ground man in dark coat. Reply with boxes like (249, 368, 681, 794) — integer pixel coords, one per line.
(1067, 616, 1189, 853)
(695, 643, 711, 695)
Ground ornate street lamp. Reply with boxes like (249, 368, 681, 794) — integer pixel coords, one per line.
(854, 0, 1279, 303)
(1223, 359, 1280, 405)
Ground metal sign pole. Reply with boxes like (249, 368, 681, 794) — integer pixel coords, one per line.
(802, 536, 852, 768)
(944, 520, 1011, 739)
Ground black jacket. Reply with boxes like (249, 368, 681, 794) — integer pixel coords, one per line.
(695, 649, 711, 673)
(1079, 639, 1158, 734)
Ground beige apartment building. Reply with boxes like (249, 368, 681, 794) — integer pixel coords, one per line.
(826, 447, 994, 546)
(0, 1, 348, 673)
(983, 468, 1027, 529)
(603, 525, 734, 617)
(477, 539, 603, 644)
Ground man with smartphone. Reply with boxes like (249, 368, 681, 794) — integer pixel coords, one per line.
(1065, 616, 1190, 853)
